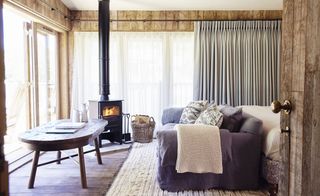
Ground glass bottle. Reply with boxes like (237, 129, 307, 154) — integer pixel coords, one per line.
(80, 103, 88, 122)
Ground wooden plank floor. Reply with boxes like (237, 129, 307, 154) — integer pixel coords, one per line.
(9, 147, 129, 196)
(9, 144, 269, 196)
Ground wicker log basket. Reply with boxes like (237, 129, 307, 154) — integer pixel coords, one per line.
(131, 115, 155, 143)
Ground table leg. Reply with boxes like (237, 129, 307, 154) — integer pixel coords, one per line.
(94, 138, 103, 164)
(99, 135, 102, 147)
(57, 151, 61, 164)
(78, 147, 87, 188)
(28, 150, 40, 188)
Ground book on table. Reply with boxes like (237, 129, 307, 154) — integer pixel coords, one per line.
(45, 122, 86, 134)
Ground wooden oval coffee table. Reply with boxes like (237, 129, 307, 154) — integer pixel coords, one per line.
(19, 119, 108, 189)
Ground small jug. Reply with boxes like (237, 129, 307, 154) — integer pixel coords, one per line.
(80, 103, 88, 122)
(72, 109, 80, 122)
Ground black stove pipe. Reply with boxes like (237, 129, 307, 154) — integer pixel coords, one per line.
(98, 0, 110, 101)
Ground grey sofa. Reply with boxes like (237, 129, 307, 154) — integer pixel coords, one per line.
(157, 107, 263, 191)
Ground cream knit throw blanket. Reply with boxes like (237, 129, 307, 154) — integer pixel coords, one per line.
(175, 124, 223, 174)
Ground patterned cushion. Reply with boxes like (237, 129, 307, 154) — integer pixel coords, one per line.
(219, 105, 243, 132)
(195, 104, 223, 127)
(179, 100, 208, 124)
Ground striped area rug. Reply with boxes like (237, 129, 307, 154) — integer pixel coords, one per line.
(106, 141, 268, 196)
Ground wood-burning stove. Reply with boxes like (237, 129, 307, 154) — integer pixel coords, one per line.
(98, 100, 123, 145)
(96, 0, 130, 145)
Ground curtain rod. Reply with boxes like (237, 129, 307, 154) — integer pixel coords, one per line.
(72, 19, 281, 22)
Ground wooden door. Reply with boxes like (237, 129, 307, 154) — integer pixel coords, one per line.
(280, 0, 320, 195)
(278, 0, 293, 194)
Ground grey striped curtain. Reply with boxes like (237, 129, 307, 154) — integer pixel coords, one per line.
(193, 20, 281, 106)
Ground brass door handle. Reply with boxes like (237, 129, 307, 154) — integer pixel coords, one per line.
(271, 100, 292, 114)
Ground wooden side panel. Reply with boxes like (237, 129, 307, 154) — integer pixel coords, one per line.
(58, 32, 69, 118)
(71, 10, 282, 32)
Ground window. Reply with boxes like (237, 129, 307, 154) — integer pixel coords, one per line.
(3, 9, 59, 148)
(72, 32, 194, 128)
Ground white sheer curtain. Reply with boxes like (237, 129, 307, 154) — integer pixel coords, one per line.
(72, 32, 99, 110)
(72, 32, 194, 128)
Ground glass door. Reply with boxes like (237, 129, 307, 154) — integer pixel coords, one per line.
(36, 25, 58, 126)
(3, 9, 30, 146)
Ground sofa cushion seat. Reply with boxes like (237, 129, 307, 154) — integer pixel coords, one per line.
(160, 123, 176, 131)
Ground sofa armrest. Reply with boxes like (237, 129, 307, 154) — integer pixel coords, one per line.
(223, 130, 262, 186)
(157, 130, 178, 167)
(161, 107, 184, 125)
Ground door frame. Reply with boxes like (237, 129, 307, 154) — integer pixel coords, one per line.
(0, 0, 9, 194)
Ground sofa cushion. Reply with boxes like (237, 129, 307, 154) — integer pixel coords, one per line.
(179, 100, 208, 124)
(239, 117, 262, 135)
(161, 107, 184, 125)
(219, 105, 243, 132)
(195, 104, 223, 127)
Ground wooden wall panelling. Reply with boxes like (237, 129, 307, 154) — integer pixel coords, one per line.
(303, 0, 320, 194)
(71, 10, 282, 32)
(72, 11, 98, 32)
(4, 0, 71, 31)
(305, 70, 320, 195)
(164, 11, 179, 31)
